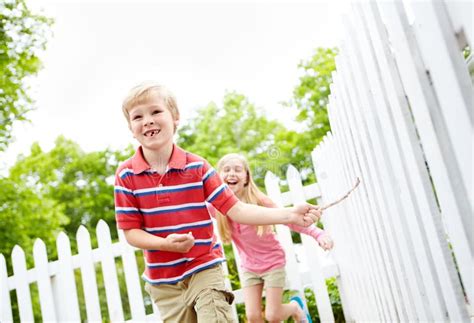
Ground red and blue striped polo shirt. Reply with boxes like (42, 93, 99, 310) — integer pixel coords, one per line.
(114, 144, 238, 285)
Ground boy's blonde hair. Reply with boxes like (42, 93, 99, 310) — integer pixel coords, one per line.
(122, 82, 180, 130)
(215, 153, 272, 244)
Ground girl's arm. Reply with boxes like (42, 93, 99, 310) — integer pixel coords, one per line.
(286, 223, 325, 240)
(226, 200, 321, 227)
(286, 223, 334, 251)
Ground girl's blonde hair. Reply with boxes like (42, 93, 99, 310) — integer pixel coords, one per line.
(215, 153, 272, 244)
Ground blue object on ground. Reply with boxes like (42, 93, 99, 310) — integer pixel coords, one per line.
(290, 295, 313, 323)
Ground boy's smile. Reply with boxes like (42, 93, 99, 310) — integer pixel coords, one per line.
(144, 129, 160, 137)
(128, 95, 178, 154)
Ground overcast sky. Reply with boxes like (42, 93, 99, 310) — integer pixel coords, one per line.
(1, 0, 348, 170)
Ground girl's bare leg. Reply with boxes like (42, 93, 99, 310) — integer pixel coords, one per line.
(244, 284, 264, 323)
(264, 287, 305, 322)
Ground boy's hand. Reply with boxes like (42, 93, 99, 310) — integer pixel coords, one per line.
(290, 204, 322, 227)
(164, 232, 195, 253)
(317, 233, 334, 251)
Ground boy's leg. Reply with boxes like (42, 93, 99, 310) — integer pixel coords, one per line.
(186, 264, 236, 323)
(145, 281, 197, 322)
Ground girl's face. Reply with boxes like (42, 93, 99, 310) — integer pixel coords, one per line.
(219, 158, 248, 198)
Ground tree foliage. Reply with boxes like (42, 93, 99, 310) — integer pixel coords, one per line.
(0, 177, 67, 263)
(177, 91, 294, 186)
(286, 47, 338, 136)
(283, 47, 338, 181)
(0, 0, 52, 151)
(177, 47, 338, 185)
(5, 137, 133, 249)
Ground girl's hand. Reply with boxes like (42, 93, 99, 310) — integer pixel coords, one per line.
(290, 204, 322, 227)
(164, 232, 195, 253)
(317, 233, 334, 251)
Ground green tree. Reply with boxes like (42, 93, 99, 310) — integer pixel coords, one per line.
(8, 136, 134, 239)
(282, 47, 338, 181)
(0, 177, 67, 265)
(177, 91, 292, 186)
(0, 0, 52, 151)
(2, 137, 134, 321)
(287, 47, 338, 137)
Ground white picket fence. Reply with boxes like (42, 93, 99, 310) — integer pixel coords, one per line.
(0, 166, 338, 322)
(2, 0, 472, 322)
(311, 0, 472, 322)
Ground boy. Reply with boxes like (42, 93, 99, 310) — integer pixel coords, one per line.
(114, 82, 322, 322)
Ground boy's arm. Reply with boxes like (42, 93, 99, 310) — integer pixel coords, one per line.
(226, 200, 321, 227)
(123, 229, 195, 253)
(200, 160, 319, 227)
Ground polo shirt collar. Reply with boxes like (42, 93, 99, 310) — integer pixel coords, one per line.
(169, 145, 187, 170)
(131, 144, 187, 174)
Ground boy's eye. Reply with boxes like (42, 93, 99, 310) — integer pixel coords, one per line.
(132, 115, 142, 120)
(152, 110, 162, 114)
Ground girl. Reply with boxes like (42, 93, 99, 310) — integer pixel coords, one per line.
(214, 153, 333, 323)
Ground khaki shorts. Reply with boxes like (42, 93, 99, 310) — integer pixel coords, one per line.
(145, 264, 236, 323)
(241, 267, 287, 289)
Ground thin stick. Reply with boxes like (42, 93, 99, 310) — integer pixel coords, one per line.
(321, 177, 361, 211)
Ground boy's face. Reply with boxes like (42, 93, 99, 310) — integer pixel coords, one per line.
(219, 158, 248, 198)
(128, 95, 179, 152)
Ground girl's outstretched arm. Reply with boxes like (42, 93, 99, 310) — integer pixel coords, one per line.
(287, 222, 324, 239)
(286, 223, 334, 251)
(287, 224, 334, 250)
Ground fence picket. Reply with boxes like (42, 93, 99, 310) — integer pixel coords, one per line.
(328, 126, 376, 321)
(322, 100, 368, 321)
(33, 239, 57, 321)
(377, 0, 473, 309)
(97, 220, 124, 321)
(11, 246, 34, 322)
(55, 232, 81, 321)
(264, 172, 306, 296)
(345, 6, 450, 319)
(309, 0, 472, 321)
(357, 2, 445, 318)
(118, 230, 148, 320)
(286, 165, 334, 322)
(404, 0, 473, 308)
(0, 254, 13, 322)
(77, 225, 102, 322)
(444, 0, 473, 46)
(321, 130, 368, 321)
(337, 65, 405, 320)
(357, 2, 468, 320)
(312, 138, 353, 322)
